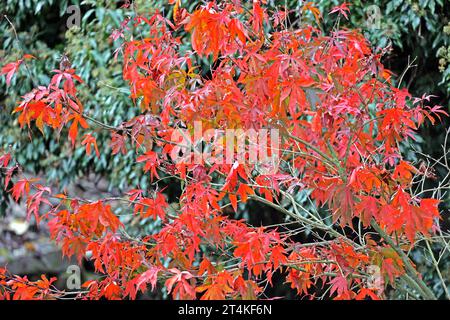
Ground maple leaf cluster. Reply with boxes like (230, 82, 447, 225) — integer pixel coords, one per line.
(0, 1, 446, 300)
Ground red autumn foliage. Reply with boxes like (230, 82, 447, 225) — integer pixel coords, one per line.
(0, 1, 446, 300)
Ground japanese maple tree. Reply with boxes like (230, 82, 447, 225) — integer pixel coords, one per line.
(0, 1, 447, 300)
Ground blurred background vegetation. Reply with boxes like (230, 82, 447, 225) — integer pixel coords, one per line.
(0, 0, 449, 299)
